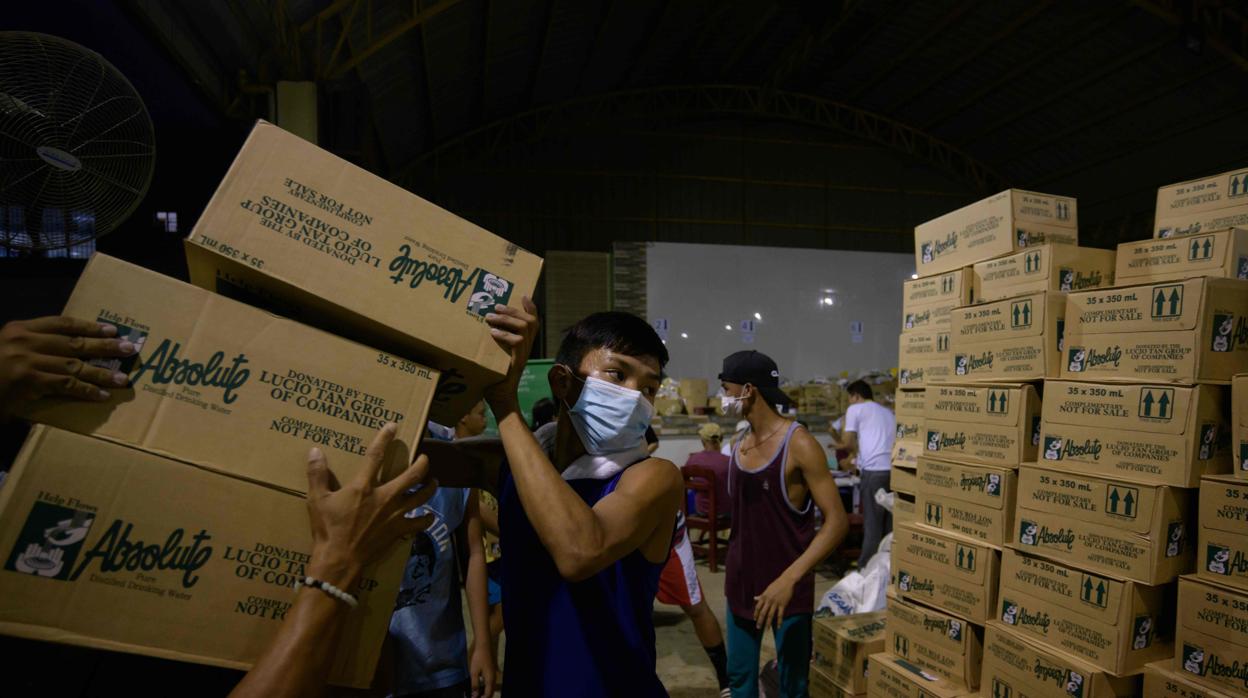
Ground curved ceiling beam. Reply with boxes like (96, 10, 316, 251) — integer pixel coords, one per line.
(394, 84, 1008, 194)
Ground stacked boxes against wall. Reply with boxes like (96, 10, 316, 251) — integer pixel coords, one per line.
(878, 189, 1080, 698)
(0, 121, 543, 688)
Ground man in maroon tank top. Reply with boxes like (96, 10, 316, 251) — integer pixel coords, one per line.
(718, 351, 850, 698)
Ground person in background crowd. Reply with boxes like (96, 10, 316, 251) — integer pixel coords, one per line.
(0, 316, 140, 417)
(718, 350, 849, 698)
(686, 422, 730, 521)
(389, 406, 494, 697)
(529, 397, 557, 430)
(830, 380, 895, 568)
(421, 305, 683, 697)
(231, 424, 438, 698)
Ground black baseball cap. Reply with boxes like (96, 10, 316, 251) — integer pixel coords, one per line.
(719, 350, 793, 410)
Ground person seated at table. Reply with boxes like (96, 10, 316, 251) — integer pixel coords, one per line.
(685, 422, 730, 521)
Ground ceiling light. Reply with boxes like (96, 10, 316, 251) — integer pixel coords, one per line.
(680, 332, 689, 339)
(911, 273, 919, 279)
(753, 312, 762, 321)
(724, 324, 732, 331)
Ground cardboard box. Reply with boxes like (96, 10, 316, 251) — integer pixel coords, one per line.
(1197, 475, 1248, 592)
(914, 189, 1078, 277)
(982, 622, 1141, 698)
(974, 244, 1116, 303)
(15, 254, 436, 496)
(1155, 168, 1248, 221)
(678, 378, 708, 415)
(1062, 277, 1248, 384)
(1156, 209, 1248, 240)
(998, 548, 1173, 675)
(916, 457, 1016, 547)
(1175, 576, 1248, 696)
(0, 427, 405, 688)
(895, 492, 917, 524)
(886, 594, 983, 690)
(1039, 382, 1228, 487)
(892, 464, 918, 495)
(811, 611, 886, 694)
(867, 652, 971, 698)
(923, 383, 1042, 467)
(184, 121, 543, 425)
(903, 268, 975, 333)
(892, 440, 922, 470)
(808, 662, 857, 698)
(1234, 374, 1247, 478)
(892, 522, 1000, 623)
(1144, 659, 1237, 698)
(949, 292, 1066, 382)
(1013, 490, 1190, 586)
(1117, 229, 1248, 285)
(1018, 464, 1194, 542)
(899, 330, 952, 388)
(896, 389, 927, 418)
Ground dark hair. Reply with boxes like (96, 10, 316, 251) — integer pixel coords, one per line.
(530, 397, 557, 429)
(847, 380, 873, 400)
(555, 311, 669, 371)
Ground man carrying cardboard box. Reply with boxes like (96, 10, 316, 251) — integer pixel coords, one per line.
(0, 315, 141, 414)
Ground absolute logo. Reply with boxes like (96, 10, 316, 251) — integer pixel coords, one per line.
(1199, 424, 1218, 461)
(1182, 642, 1248, 689)
(130, 338, 251, 405)
(1031, 659, 1085, 698)
(388, 243, 514, 317)
(1206, 544, 1248, 576)
(1059, 267, 1102, 292)
(953, 351, 993, 376)
(1019, 520, 1075, 550)
(960, 472, 1002, 497)
(1042, 436, 1104, 461)
(926, 430, 966, 452)
(897, 423, 920, 439)
(1000, 599, 1051, 634)
(905, 308, 931, 329)
(1065, 346, 1121, 373)
(921, 232, 958, 263)
(897, 570, 934, 594)
(900, 367, 924, 385)
(67, 518, 213, 588)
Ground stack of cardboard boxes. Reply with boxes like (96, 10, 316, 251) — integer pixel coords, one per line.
(810, 611, 888, 697)
(0, 121, 543, 687)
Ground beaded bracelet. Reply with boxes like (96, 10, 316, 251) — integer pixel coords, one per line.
(294, 575, 359, 608)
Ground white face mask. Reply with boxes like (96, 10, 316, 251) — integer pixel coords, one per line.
(564, 374, 654, 456)
(721, 391, 746, 417)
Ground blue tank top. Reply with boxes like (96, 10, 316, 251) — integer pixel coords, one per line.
(498, 461, 667, 697)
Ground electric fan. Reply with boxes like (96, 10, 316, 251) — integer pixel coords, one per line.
(0, 31, 155, 253)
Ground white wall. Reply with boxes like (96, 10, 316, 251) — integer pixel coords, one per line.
(645, 242, 914, 386)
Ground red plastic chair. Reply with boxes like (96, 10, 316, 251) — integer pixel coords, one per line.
(683, 464, 729, 572)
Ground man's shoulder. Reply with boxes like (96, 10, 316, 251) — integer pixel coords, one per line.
(619, 457, 683, 493)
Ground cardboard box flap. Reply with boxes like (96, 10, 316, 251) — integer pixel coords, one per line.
(953, 292, 1053, 342)
(1068, 278, 1210, 334)
(1042, 381, 1203, 436)
(926, 383, 1037, 427)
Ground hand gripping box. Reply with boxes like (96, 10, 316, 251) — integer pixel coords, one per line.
(1145, 659, 1236, 698)
(982, 622, 1141, 698)
(899, 330, 951, 388)
(811, 610, 886, 694)
(914, 189, 1078, 277)
(916, 456, 1016, 548)
(15, 254, 437, 496)
(892, 522, 1000, 623)
(923, 383, 1041, 467)
(886, 593, 984, 691)
(949, 292, 1066, 382)
(0, 427, 406, 688)
(1197, 475, 1248, 592)
(1234, 374, 1247, 478)
(997, 548, 1173, 675)
(1175, 576, 1248, 696)
(1061, 278, 1248, 384)
(1116, 228, 1248, 285)
(1013, 467, 1192, 586)
(867, 653, 971, 698)
(1039, 381, 1229, 487)
(974, 244, 1116, 303)
(184, 121, 543, 425)
(903, 268, 974, 333)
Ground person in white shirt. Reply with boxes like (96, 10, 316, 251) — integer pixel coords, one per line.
(831, 380, 896, 567)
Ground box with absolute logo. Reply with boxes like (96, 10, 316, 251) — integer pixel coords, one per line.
(15, 254, 437, 496)
(1013, 478, 1190, 586)
(1197, 475, 1248, 592)
(893, 390, 926, 469)
(892, 465, 918, 495)
(895, 492, 917, 525)
(1156, 168, 1248, 222)
(973, 244, 1116, 303)
(1155, 208, 1248, 240)
(811, 610, 886, 694)
(1175, 576, 1248, 695)
(903, 268, 974, 333)
(899, 330, 952, 388)
(998, 548, 1173, 675)
(1062, 277, 1248, 384)
(184, 121, 543, 425)
(916, 457, 1017, 548)
(867, 652, 972, 698)
(808, 662, 857, 698)
(923, 383, 1041, 467)
(1144, 659, 1237, 698)
(982, 622, 1142, 698)
(914, 189, 1078, 277)
(1234, 374, 1247, 478)
(886, 594, 984, 691)
(1039, 381, 1228, 487)
(949, 292, 1066, 382)
(892, 522, 1000, 623)
(0, 427, 407, 688)
(1117, 228, 1248, 285)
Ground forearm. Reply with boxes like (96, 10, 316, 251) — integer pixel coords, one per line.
(778, 522, 843, 585)
(493, 406, 603, 572)
(466, 547, 491, 648)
